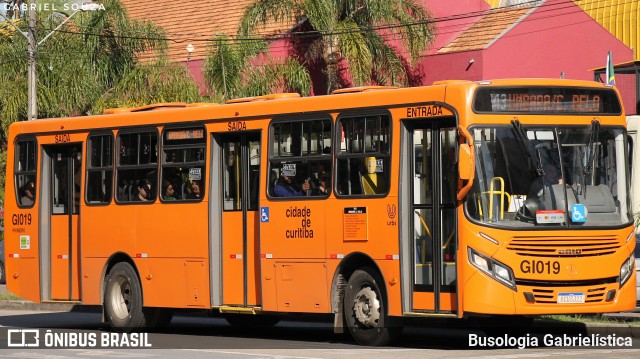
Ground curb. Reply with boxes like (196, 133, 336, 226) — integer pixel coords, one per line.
(533, 318, 640, 339)
(0, 300, 100, 313)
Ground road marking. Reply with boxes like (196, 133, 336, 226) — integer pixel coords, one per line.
(182, 349, 324, 359)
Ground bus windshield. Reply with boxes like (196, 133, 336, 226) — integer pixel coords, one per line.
(466, 124, 631, 228)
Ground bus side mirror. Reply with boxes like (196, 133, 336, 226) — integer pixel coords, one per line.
(459, 143, 473, 180)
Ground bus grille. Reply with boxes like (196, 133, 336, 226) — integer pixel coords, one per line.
(530, 287, 607, 304)
(506, 237, 621, 257)
(517, 277, 618, 304)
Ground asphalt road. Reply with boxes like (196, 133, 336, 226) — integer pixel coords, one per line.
(0, 309, 639, 358)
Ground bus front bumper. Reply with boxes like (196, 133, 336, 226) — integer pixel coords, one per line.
(463, 269, 637, 315)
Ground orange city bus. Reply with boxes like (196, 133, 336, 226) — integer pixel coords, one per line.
(4, 79, 636, 346)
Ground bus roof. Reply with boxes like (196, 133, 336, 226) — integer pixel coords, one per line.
(7, 78, 619, 138)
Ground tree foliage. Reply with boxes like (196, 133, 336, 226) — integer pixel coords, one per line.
(0, 0, 204, 207)
(204, 35, 310, 101)
(204, 0, 436, 98)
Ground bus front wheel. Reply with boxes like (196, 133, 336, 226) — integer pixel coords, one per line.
(104, 262, 146, 332)
(343, 267, 399, 346)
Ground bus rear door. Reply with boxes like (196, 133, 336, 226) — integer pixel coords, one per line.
(43, 144, 82, 301)
(214, 132, 262, 307)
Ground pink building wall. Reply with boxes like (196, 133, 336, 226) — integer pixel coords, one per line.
(418, 0, 633, 87)
(422, 0, 490, 54)
(484, 0, 633, 80)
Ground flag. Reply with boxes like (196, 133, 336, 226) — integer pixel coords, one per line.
(605, 51, 615, 86)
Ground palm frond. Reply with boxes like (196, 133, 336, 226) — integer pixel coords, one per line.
(335, 19, 373, 87)
(238, 0, 300, 37)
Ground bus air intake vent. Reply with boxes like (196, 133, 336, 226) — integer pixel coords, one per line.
(507, 237, 621, 257)
(226, 93, 300, 104)
(331, 86, 397, 94)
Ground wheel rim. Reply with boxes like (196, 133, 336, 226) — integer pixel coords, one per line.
(108, 276, 132, 320)
(352, 285, 381, 328)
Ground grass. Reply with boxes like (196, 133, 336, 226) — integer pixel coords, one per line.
(543, 314, 640, 326)
(0, 293, 23, 300)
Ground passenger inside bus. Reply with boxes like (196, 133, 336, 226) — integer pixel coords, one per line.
(186, 180, 202, 200)
(361, 156, 386, 195)
(20, 181, 35, 206)
(274, 172, 310, 197)
(528, 161, 563, 198)
(134, 180, 151, 202)
(162, 181, 176, 201)
(313, 173, 331, 195)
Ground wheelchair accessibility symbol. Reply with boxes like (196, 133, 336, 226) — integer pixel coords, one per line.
(261, 207, 269, 223)
(570, 204, 586, 223)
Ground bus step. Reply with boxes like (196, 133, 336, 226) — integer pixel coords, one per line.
(217, 306, 262, 315)
(41, 300, 82, 304)
(403, 311, 458, 318)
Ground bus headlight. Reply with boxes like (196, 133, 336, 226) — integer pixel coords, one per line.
(619, 253, 635, 287)
(468, 247, 516, 291)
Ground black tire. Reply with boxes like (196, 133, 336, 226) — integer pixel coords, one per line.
(343, 267, 400, 346)
(0, 261, 6, 285)
(224, 314, 281, 328)
(104, 262, 146, 332)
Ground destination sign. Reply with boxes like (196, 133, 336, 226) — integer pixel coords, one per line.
(166, 128, 204, 140)
(474, 87, 621, 114)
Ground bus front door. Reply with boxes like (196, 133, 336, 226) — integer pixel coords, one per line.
(408, 120, 458, 313)
(218, 132, 261, 306)
(46, 144, 82, 301)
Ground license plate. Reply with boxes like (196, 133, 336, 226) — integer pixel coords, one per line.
(557, 292, 585, 304)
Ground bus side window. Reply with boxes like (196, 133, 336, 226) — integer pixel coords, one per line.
(336, 113, 390, 196)
(116, 130, 158, 203)
(15, 138, 38, 208)
(161, 126, 206, 202)
(268, 117, 332, 198)
(86, 133, 113, 204)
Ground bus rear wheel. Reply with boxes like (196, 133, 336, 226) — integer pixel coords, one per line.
(104, 262, 146, 332)
(343, 267, 399, 346)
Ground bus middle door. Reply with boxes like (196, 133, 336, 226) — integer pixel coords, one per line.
(47, 144, 82, 301)
(218, 132, 261, 307)
(408, 119, 458, 314)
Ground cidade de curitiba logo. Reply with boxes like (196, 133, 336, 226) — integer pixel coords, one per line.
(7, 329, 152, 348)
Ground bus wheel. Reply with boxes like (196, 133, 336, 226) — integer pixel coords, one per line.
(104, 262, 145, 332)
(344, 267, 398, 346)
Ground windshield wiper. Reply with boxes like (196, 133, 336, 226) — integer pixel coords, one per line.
(511, 119, 544, 176)
(584, 119, 600, 175)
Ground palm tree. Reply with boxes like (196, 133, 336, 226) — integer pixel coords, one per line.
(205, 0, 435, 98)
(203, 34, 311, 101)
(91, 58, 203, 114)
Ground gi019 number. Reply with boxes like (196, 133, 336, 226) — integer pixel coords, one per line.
(520, 260, 560, 274)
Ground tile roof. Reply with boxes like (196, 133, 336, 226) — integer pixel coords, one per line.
(437, 7, 531, 54)
(120, 0, 294, 62)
